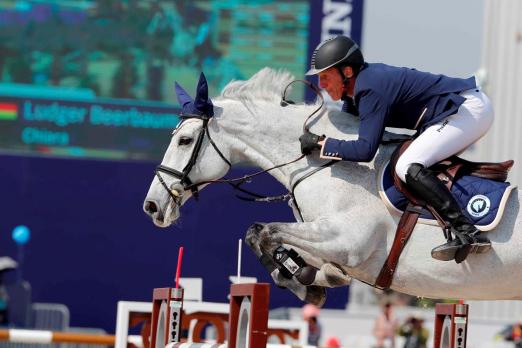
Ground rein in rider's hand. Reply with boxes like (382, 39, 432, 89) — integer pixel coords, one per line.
(299, 131, 326, 155)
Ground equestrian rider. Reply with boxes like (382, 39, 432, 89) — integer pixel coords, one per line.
(300, 35, 493, 263)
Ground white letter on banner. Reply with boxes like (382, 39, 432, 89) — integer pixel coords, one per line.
(322, 0, 353, 41)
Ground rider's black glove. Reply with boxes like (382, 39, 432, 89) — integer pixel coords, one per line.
(299, 132, 325, 155)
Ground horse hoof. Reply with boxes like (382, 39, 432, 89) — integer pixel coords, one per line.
(296, 266, 317, 286)
(304, 286, 327, 307)
(323, 263, 351, 286)
(245, 223, 265, 248)
(249, 222, 265, 234)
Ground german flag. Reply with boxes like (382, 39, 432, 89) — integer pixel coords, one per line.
(0, 102, 18, 120)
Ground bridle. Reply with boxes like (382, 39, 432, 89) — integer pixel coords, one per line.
(155, 114, 230, 202)
(154, 80, 329, 208)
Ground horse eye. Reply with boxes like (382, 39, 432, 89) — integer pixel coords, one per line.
(178, 137, 193, 146)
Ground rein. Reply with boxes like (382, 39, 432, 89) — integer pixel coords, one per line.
(280, 79, 325, 133)
(155, 79, 332, 214)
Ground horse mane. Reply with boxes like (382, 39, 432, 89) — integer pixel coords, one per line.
(218, 67, 295, 103)
(215, 67, 364, 143)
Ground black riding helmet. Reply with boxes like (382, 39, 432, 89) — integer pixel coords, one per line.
(306, 36, 364, 76)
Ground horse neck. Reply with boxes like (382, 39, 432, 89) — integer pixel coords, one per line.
(215, 99, 317, 187)
(215, 98, 390, 195)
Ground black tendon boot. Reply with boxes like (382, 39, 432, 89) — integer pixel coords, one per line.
(405, 163, 492, 263)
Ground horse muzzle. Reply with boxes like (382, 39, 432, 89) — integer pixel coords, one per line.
(143, 196, 181, 227)
(143, 199, 165, 223)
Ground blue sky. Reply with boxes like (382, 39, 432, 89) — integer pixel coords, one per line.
(362, 0, 485, 77)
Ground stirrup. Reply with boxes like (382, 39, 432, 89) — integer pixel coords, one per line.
(453, 231, 492, 264)
(431, 225, 458, 261)
(431, 227, 491, 262)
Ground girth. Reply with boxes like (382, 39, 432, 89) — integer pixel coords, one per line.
(375, 140, 514, 289)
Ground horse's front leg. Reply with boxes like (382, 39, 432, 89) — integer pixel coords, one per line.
(244, 222, 325, 305)
(245, 220, 352, 305)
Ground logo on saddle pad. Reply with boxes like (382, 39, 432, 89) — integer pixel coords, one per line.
(467, 195, 491, 218)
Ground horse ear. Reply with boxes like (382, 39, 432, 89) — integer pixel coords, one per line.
(195, 72, 209, 101)
(175, 82, 194, 107)
(194, 72, 214, 117)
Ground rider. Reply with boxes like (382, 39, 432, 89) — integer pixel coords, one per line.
(300, 35, 493, 263)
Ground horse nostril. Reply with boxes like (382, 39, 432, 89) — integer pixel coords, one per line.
(145, 200, 158, 214)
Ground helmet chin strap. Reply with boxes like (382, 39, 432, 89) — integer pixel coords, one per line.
(336, 66, 360, 116)
(336, 66, 351, 101)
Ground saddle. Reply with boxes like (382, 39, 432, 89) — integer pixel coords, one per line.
(375, 140, 514, 289)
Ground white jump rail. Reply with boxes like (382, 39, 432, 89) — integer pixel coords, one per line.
(1, 329, 315, 347)
(0, 328, 316, 347)
(0, 329, 116, 345)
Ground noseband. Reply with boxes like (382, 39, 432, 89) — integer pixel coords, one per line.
(155, 114, 231, 202)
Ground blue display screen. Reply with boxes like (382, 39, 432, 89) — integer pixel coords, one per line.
(0, 0, 310, 160)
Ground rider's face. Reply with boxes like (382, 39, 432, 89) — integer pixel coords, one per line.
(318, 68, 344, 101)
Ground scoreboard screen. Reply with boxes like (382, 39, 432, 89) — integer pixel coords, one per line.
(0, 97, 179, 161)
(0, 0, 310, 161)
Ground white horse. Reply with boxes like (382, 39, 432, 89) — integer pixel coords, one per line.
(144, 68, 522, 305)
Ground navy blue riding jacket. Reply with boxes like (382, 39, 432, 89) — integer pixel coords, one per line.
(320, 63, 477, 161)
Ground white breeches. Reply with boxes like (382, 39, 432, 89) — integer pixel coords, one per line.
(395, 88, 494, 182)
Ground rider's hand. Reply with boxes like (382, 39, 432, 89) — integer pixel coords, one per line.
(299, 132, 325, 155)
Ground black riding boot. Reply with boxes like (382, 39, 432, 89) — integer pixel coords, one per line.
(405, 163, 491, 263)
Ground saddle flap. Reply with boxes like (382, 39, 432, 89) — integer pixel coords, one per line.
(457, 158, 514, 181)
(378, 160, 516, 231)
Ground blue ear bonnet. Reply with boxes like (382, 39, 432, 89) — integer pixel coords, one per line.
(175, 72, 214, 118)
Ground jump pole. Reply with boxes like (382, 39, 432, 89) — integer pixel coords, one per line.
(228, 283, 271, 348)
(433, 302, 469, 348)
(0, 329, 116, 345)
(228, 239, 270, 347)
(149, 243, 297, 347)
(150, 247, 185, 348)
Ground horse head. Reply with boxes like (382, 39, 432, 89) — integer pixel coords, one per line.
(143, 73, 232, 227)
